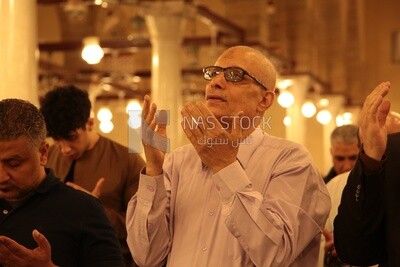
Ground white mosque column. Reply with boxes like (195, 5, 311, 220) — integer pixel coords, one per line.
(142, 1, 187, 151)
(285, 75, 311, 146)
(0, 0, 38, 104)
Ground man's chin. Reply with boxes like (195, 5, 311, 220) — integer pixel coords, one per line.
(204, 105, 222, 117)
(0, 191, 21, 202)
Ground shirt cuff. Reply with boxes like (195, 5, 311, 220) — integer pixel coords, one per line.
(359, 149, 386, 173)
(137, 170, 165, 203)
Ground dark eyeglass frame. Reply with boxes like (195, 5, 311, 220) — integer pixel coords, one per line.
(203, 66, 268, 91)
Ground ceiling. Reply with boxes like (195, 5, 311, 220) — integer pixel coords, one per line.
(36, 0, 400, 108)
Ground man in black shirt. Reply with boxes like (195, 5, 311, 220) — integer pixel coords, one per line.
(0, 99, 124, 267)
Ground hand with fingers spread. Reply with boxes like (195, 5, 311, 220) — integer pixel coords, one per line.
(181, 101, 243, 173)
(66, 177, 105, 198)
(141, 95, 168, 176)
(0, 230, 57, 267)
(359, 81, 391, 160)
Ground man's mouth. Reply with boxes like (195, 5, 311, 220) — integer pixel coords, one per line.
(0, 186, 10, 193)
(206, 95, 226, 102)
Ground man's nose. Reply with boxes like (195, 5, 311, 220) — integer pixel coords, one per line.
(57, 141, 72, 154)
(0, 164, 10, 183)
(342, 159, 355, 172)
(209, 72, 225, 89)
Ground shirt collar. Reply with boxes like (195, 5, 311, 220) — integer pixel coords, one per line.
(34, 168, 60, 194)
(0, 168, 59, 211)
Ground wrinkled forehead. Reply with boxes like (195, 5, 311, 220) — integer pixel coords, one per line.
(215, 47, 276, 90)
(215, 49, 258, 70)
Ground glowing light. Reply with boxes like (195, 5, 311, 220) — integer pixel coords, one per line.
(316, 109, 332, 125)
(99, 120, 114, 133)
(336, 112, 353, 126)
(277, 90, 295, 108)
(81, 36, 104, 64)
(283, 115, 292, 126)
(97, 107, 113, 121)
(277, 79, 293, 90)
(301, 101, 317, 118)
(128, 112, 142, 129)
(318, 98, 329, 107)
(343, 112, 353, 120)
(132, 76, 141, 83)
(126, 100, 142, 129)
(126, 100, 142, 114)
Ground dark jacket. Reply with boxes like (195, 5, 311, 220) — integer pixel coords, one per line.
(334, 132, 400, 267)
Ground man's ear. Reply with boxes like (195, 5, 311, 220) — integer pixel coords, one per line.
(86, 118, 95, 131)
(257, 91, 275, 113)
(39, 141, 49, 166)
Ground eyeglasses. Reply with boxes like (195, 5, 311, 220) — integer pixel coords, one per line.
(203, 66, 268, 91)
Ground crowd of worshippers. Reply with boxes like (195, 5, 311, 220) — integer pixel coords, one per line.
(1, 46, 399, 267)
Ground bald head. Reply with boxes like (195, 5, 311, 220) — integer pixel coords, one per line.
(217, 46, 277, 92)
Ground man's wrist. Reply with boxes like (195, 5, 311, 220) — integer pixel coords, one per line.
(145, 166, 163, 176)
(359, 147, 386, 173)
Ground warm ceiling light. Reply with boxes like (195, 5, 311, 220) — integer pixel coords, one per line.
(126, 100, 142, 114)
(318, 98, 329, 107)
(277, 79, 293, 90)
(283, 115, 292, 126)
(126, 100, 142, 129)
(81, 36, 104, 64)
(336, 112, 353, 126)
(316, 109, 332, 125)
(99, 120, 114, 133)
(277, 90, 295, 108)
(97, 107, 113, 121)
(301, 101, 317, 118)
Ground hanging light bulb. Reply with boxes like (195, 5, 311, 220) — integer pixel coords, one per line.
(81, 36, 104, 64)
(318, 98, 330, 108)
(97, 107, 113, 121)
(301, 101, 317, 118)
(128, 112, 142, 130)
(125, 100, 142, 114)
(126, 100, 142, 129)
(336, 115, 345, 126)
(277, 90, 295, 108)
(342, 112, 353, 121)
(99, 120, 114, 133)
(316, 109, 332, 125)
(336, 112, 353, 126)
(277, 79, 293, 90)
(283, 115, 292, 126)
